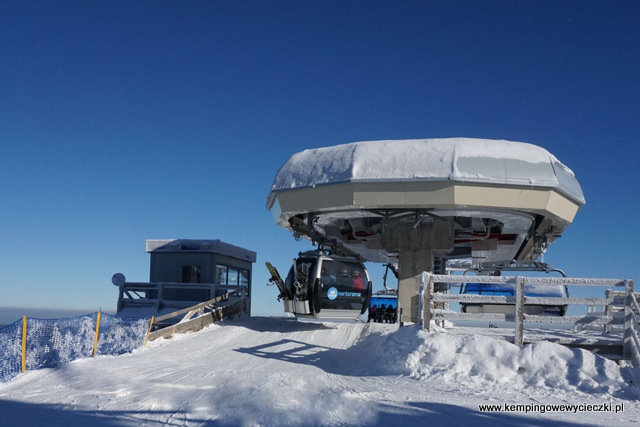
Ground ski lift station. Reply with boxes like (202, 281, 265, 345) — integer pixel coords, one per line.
(267, 138, 586, 323)
(111, 138, 638, 364)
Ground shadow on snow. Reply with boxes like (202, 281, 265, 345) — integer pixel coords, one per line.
(0, 397, 591, 427)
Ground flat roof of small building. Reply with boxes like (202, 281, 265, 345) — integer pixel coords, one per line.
(145, 239, 257, 263)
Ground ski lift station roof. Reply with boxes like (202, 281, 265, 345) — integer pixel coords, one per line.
(267, 138, 585, 264)
(268, 138, 583, 203)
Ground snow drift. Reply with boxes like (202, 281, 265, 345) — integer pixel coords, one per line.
(0, 317, 638, 426)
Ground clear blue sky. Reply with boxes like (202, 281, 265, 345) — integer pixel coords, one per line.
(1, 1, 638, 319)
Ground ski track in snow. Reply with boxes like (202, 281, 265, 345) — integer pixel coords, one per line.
(1, 316, 639, 426)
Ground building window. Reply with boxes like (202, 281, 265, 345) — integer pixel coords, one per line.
(227, 267, 239, 285)
(240, 270, 249, 286)
(182, 265, 202, 283)
(215, 264, 249, 286)
(215, 265, 227, 284)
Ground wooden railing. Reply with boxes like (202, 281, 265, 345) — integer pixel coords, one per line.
(418, 273, 639, 366)
(624, 291, 640, 367)
(146, 287, 248, 342)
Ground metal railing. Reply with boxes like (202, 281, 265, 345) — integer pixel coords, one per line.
(117, 281, 249, 313)
(419, 273, 639, 366)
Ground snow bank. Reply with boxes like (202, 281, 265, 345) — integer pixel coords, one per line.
(338, 321, 639, 399)
(1, 317, 637, 426)
(405, 330, 640, 399)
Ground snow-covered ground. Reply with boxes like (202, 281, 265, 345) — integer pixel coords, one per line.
(1, 316, 639, 426)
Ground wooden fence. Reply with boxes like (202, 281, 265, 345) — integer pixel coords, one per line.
(146, 287, 248, 342)
(418, 273, 639, 366)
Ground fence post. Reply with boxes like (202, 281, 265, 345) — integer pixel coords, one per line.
(623, 279, 634, 361)
(418, 273, 425, 329)
(145, 316, 155, 346)
(21, 316, 27, 373)
(424, 273, 433, 331)
(514, 277, 525, 347)
(419, 273, 433, 331)
(605, 289, 612, 333)
(92, 311, 102, 358)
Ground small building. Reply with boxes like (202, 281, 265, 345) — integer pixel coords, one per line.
(115, 239, 256, 319)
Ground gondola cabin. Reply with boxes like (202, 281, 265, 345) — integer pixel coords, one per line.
(459, 282, 568, 316)
(277, 252, 372, 320)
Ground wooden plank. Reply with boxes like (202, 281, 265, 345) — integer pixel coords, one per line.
(148, 299, 246, 341)
(431, 310, 622, 326)
(431, 294, 516, 304)
(431, 310, 511, 322)
(148, 313, 215, 341)
(431, 294, 621, 307)
(154, 293, 230, 323)
(427, 274, 625, 287)
(527, 315, 619, 325)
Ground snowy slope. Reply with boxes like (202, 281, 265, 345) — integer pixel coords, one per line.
(0, 317, 638, 426)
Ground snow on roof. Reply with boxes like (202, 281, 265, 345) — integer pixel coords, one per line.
(270, 138, 585, 205)
(145, 239, 257, 263)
